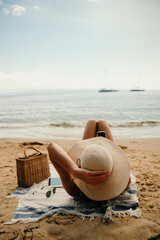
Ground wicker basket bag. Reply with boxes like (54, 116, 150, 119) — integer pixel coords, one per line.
(16, 147, 50, 187)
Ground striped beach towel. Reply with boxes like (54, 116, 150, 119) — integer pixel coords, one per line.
(5, 165, 141, 224)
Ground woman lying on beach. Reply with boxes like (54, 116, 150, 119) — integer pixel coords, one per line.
(47, 119, 131, 201)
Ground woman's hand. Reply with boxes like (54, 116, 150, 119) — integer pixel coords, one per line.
(73, 168, 111, 185)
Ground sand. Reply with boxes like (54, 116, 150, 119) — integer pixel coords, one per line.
(0, 137, 160, 240)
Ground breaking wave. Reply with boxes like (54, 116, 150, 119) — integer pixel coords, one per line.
(0, 121, 159, 130)
(49, 122, 83, 128)
(49, 121, 160, 128)
(110, 121, 160, 128)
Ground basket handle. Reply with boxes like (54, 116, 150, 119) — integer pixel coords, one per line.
(24, 147, 42, 159)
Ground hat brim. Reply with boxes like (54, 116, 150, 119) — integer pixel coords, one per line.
(68, 137, 130, 201)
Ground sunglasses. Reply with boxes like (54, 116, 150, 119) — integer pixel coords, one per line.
(46, 187, 56, 198)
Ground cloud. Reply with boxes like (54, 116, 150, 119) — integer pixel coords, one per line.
(10, 4, 26, 16)
(33, 5, 39, 11)
(3, 8, 10, 15)
(0, 0, 3, 5)
(3, 4, 26, 16)
(0, 71, 53, 92)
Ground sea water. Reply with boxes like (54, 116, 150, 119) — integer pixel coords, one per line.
(0, 89, 160, 138)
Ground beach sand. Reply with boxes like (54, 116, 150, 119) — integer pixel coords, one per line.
(0, 137, 160, 240)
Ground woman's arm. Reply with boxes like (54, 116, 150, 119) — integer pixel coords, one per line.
(47, 142, 110, 185)
(73, 167, 110, 185)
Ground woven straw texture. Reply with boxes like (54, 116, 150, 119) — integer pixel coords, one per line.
(16, 147, 50, 187)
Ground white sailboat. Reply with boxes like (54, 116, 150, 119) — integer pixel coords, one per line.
(99, 88, 119, 92)
(130, 87, 145, 92)
(99, 70, 119, 92)
(130, 70, 145, 92)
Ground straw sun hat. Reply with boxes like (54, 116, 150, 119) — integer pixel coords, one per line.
(68, 137, 130, 201)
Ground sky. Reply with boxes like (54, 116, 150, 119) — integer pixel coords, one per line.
(0, 0, 160, 92)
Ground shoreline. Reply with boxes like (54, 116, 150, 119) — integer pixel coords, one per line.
(0, 136, 160, 152)
(0, 128, 160, 139)
(0, 137, 160, 239)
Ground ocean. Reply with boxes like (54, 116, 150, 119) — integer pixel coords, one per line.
(0, 89, 160, 139)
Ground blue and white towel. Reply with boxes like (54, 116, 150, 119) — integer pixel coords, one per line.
(5, 165, 141, 224)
